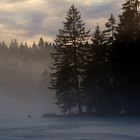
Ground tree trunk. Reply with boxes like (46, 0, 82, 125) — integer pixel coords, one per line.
(78, 102, 83, 114)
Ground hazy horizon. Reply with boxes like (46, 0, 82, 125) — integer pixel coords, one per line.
(0, 0, 122, 44)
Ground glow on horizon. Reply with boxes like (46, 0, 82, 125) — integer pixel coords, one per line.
(0, 0, 122, 44)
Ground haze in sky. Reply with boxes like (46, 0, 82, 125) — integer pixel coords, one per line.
(0, 0, 122, 44)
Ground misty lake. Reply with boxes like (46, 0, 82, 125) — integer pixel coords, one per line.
(0, 117, 140, 140)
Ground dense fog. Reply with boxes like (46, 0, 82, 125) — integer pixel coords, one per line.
(0, 39, 58, 118)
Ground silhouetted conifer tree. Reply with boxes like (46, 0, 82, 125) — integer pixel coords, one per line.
(0, 41, 8, 52)
(50, 4, 90, 113)
(112, 0, 140, 115)
(104, 13, 117, 46)
(38, 37, 45, 49)
(9, 39, 18, 52)
(83, 24, 108, 113)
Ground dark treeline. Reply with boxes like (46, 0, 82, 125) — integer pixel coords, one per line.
(0, 0, 140, 116)
(0, 38, 53, 94)
(50, 0, 140, 115)
(0, 38, 53, 72)
(0, 37, 54, 66)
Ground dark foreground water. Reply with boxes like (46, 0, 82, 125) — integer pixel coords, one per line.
(0, 117, 140, 140)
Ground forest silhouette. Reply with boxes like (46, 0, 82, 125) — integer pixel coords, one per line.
(0, 0, 140, 116)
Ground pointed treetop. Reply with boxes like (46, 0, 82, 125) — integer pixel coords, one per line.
(55, 4, 90, 46)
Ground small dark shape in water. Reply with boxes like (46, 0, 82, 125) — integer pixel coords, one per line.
(28, 115, 32, 118)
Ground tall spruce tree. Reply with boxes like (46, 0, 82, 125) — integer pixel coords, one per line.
(104, 13, 117, 46)
(116, 0, 140, 42)
(50, 4, 90, 113)
(9, 39, 19, 56)
(114, 0, 140, 88)
(50, 45, 76, 113)
(38, 37, 45, 49)
(83, 24, 108, 113)
(112, 0, 140, 115)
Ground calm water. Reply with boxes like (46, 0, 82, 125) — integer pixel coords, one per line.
(0, 117, 140, 140)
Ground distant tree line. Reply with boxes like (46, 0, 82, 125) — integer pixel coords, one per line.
(50, 0, 140, 115)
(0, 37, 53, 65)
(0, 38, 53, 92)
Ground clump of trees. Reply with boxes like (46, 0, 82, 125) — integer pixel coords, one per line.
(0, 37, 53, 93)
(50, 0, 140, 115)
(0, 37, 53, 66)
(0, 0, 139, 116)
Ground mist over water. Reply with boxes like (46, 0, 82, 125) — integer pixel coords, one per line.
(0, 91, 57, 119)
(0, 45, 58, 119)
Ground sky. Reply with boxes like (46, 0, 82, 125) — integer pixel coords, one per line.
(0, 0, 123, 45)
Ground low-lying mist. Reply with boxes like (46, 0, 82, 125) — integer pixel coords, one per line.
(0, 45, 58, 119)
